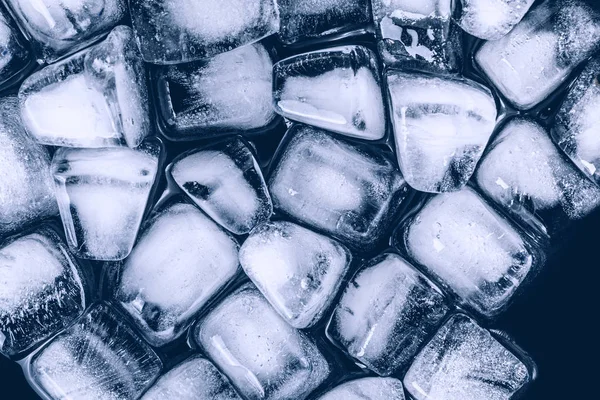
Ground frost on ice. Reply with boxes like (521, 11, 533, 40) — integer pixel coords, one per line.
(194, 284, 330, 400)
(0, 7, 32, 89)
(327, 253, 448, 376)
(458, 0, 535, 40)
(273, 45, 386, 141)
(240, 221, 351, 329)
(115, 202, 239, 347)
(317, 377, 405, 400)
(386, 71, 497, 193)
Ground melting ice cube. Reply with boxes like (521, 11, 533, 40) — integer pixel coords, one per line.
(458, 0, 535, 40)
(317, 377, 405, 400)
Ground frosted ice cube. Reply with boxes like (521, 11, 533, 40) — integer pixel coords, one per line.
(154, 43, 276, 140)
(240, 221, 351, 329)
(0, 227, 88, 358)
(476, 118, 600, 234)
(476, 0, 600, 109)
(0, 97, 57, 237)
(273, 45, 386, 141)
(327, 253, 449, 376)
(317, 377, 405, 400)
(398, 187, 542, 317)
(114, 202, 239, 347)
(458, 0, 535, 40)
(130, 0, 279, 64)
(27, 302, 162, 400)
(386, 71, 497, 193)
(52, 141, 160, 261)
(277, 0, 371, 45)
(404, 314, 531, 400)
(0, 7, 32, 89)
(269, 125, 409, 251)
(194, 284, 330, 400)
(141, 355, 241, 400)
(170, 137, 272, 234)
(3, 0, 126, 63)
(19, 26, 150, 148)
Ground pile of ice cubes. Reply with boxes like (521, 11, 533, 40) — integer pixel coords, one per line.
(1, 0, 599, 399)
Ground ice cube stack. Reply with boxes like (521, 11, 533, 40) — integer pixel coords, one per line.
(1, 0, 599, 399)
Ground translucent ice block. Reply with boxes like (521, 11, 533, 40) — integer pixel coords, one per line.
(317, 377, 405, 400)
(0, 7, 33, 89)
(458, 0, 535, 40)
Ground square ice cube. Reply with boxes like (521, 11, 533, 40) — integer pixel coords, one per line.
(317, 377, 405, 400)
(0, 7, 33, 90)
(458, 0, 535, 40)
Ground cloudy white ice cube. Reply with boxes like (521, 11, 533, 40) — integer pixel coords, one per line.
(317, 377, 405, 400)
(458, 0, 535, 40)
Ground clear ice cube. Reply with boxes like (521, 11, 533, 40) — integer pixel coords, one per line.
(114, 202, 239, 347)
(0, 7, 33, 89)
(269, 125, 409, 251)
(19, 26, 150, 148)
(141, 355, 241, 400)
(52, 140, 160, 261)
(0, 97, 57, 237)
(404, 314, 531, 400)
(193, 284, 330, 400)
(0, 227, 88, 358)
(154, 43, 276, 140)
(326, 253, 449, 376)
(273, 45, 386, 141)
(476, 0, 600, 110)
(129, 0, 279, 64)
(240, 221, 351, 329)
(169, 137, 272, 234)
(458, 0, 535, 40)
(386, 70, 497, 193)
(26, 302, 162, 400)
(317, 377, 405, 400)
(3, 0, 126, 63)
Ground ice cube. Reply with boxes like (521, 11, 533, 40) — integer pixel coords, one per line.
(458, 0, 535, 40)
(240, 221, 351, 329)
(3, 0, 126, 63)
(26, 302, 162, 400)
(0, 227, 88, 358)
(371, 0, 461, 73)
(193, 284, 330, 400)
(277, 0, 371, 45)
(52, 140, 160, 261)
(269, 125, 409, 251)
(129, 0, 279, 64)
(273, 45, 386, 141)
(404, 314, 532, 400)
(169, 137, 272, 234)
(476, 118, 600, 235)
(0, 7, 33, 89)
(317, 377, 405, 400)
(0, 97, 57, 238)
(114, 202, 239, 347)
(397, 187, 543, 317)
(19, 26, 150, 148)
(326, 253, 449, 376)
(154, 43, 276, 140)
(141, 355, 241, 400)
(386, 71, 497, 193)
(476, 0, 600, 110)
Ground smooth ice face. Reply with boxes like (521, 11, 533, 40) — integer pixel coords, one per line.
(386, 71, 497, 193)
(273, 46, 386, 141)
(401, 188, 538, 317)
(28, 303, 162, 400)
(404, 314, 531, 400)
(155, 43, 275, 139)
(130, 0, 279, 64)
(476, 0, 600, 110)
(476, 119, 600, 233)
(0, 228, 87, 358)
(0, 8, 32, 88)
(115, 202, 239, 346)
(317, 377, 405, 400)
(458, 0, 535, 40)
(52, 141, 160, 261)
(0, 97, 57, 237)
(269, 125, 409, 251)
(141, 356, 241, 400)
(327, 253, 449, 376)
(170, 138, 272, 234)
(4, 0, 126, 63)
(19, 26, 150, 148)
(277, 0, 371, 44)
(194, 284, 330, 400)
(240, 221, 351, 329)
